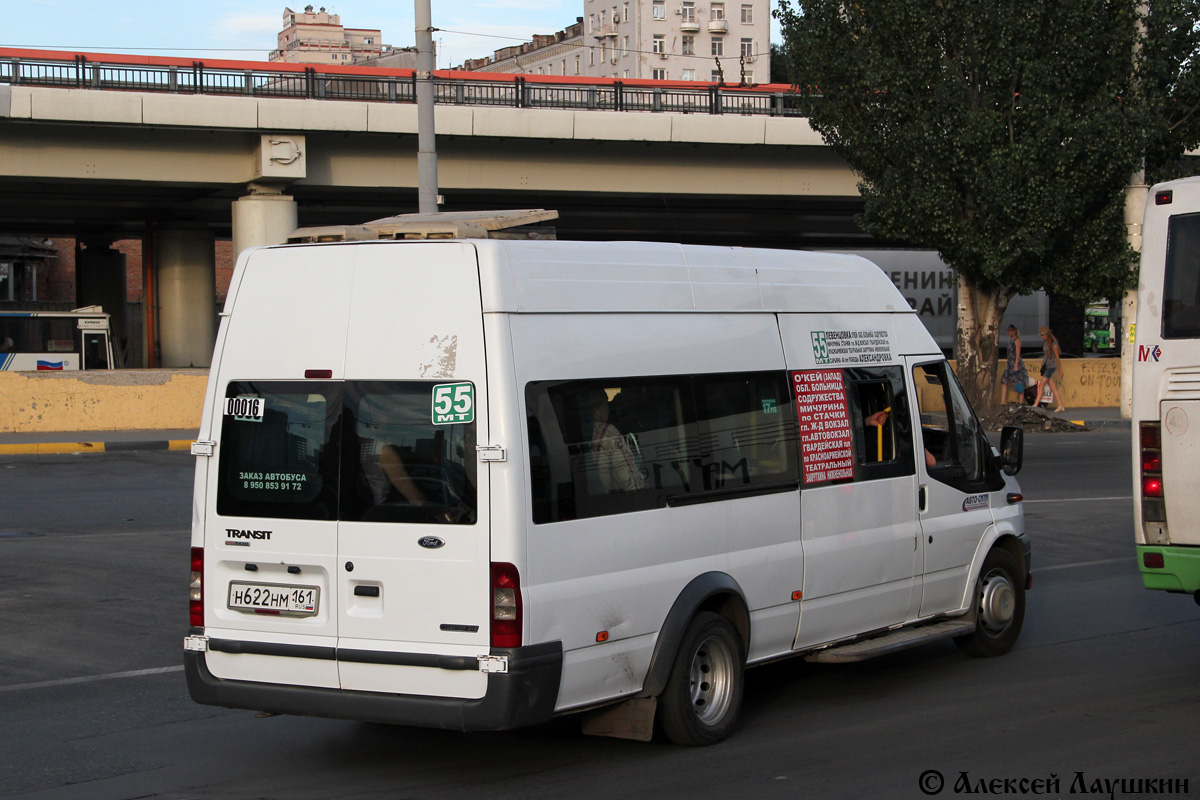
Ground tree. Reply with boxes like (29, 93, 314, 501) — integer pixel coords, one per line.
(774, 0, 1198, 410)
(1140, 1, 1200, 183)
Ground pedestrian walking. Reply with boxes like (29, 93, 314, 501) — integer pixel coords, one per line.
(1033, 326, 1066, 413)
(999, 325, 1030, 404)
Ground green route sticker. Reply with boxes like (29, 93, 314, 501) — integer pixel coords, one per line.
(432, 382, 474, 425)
(811, 331, 831, 365)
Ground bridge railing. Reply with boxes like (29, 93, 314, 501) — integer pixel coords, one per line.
(0, 51, 805, 117)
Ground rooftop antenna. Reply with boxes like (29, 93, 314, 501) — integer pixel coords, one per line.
(415, 0, 439, 214)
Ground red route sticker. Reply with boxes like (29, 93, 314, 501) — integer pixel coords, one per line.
(792, 369, 854, 484)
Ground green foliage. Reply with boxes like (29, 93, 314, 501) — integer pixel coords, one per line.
(769, 43, 791, 84)
(1140, 0, 1200, 183)
(773, 0, 1197, 306)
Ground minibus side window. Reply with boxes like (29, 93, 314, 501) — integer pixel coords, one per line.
(912, 362, 1002, 492)
(216, 381, 340, 520)
(691, 371, 799, 491)
(339, 382, 478, 525)
(526, 377, 694, 523)
(846, 366, 915, 481)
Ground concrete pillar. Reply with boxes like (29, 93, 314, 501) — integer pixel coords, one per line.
(76, 240, 128, 367)
(1121, 179, 1149, 419)
(231, 189, 298, 260)
(156, 228, 217, 368)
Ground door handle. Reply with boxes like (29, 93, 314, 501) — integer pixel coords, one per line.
(918, 485, 928, 513)
(353, 585, 380, 598)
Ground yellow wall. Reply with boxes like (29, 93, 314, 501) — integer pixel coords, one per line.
(986, 358, 1120, 408)
(0, 369, 208, 433)
(0, 356, 1124, 434)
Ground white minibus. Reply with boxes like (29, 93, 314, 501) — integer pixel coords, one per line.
(1132, 175, 1200, 603)
(185, 231, 1029, 745)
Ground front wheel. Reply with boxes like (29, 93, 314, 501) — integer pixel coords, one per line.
(955, 548, 1026, 658)
(658, 612, 744, 746)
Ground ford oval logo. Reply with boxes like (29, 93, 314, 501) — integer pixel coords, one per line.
(418, 536, 445, 549)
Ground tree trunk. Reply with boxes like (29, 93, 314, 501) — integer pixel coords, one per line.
(955, 276, 1013, 413)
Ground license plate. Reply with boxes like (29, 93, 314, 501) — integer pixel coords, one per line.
(228, 582, 319, 617)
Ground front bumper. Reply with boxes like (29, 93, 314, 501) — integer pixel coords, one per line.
(185, 639, 563, 732)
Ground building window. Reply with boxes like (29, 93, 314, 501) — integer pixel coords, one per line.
(740, 38, 754, 58)
(562, 59, 567, 74)
(682, 35, 694, 55)
(653, 68, 667, 79)
(590, 48, 595, 65)
(711, 38, 723, 56)
(741, 4, 753, 23)
(623, 2, 629, 21)
(712, 69, 722, 82)
(743, 71, 753, 83)
(623, 35, 630, 55)
(588, 14, 594, 32)
(365, 37, 374, 44)
(575, 54, 581, 73)
(653, 34, 666, 54)
(682, 68, 696, 80)
(624, 70, 629, 78)
(653, 0, 666, 19)
(711, 2, 725, 20)
(682, 1, 695, 22)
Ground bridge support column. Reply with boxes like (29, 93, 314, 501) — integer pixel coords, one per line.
(76, 240, 128, 367)
(155, 228, 216, 368)
(232, 188, 298, 259)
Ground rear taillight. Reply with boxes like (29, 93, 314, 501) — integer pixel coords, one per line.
(490, 562, 522, 649)
(190, 547, 204, 628)
(1139, 422, 1168, 541)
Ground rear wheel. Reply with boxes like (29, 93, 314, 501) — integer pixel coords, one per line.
(659, 612, 744, 746)
(955, 548, 1026, 657)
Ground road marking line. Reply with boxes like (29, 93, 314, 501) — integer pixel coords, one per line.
(0, 529, 190, 541)
(0, 665, 184, 694)
(1037, 557, 1130, 573)
(1023, 496, 1132, 504)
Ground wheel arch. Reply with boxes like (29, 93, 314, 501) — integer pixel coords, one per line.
(959, 526, 1029, 613)
(638, 572, 750, 699)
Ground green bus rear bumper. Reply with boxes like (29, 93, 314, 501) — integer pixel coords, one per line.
(1138, 545, 1200, 593)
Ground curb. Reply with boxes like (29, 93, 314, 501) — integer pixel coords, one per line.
(0, 439, 193, 455)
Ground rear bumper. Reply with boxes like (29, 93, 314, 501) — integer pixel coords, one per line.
(185, 640, 563, 731)
(1138, 545, 1200, 594)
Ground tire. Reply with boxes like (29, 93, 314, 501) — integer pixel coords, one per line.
(658, 611, 744, 746)
(955, 548, 1026, 658)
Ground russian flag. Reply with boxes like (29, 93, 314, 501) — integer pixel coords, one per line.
(36, 360, 64, 371)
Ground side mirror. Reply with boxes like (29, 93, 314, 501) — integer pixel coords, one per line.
(1000, 425, 1024, 476)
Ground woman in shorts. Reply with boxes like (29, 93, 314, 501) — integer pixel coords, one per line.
(1033, 326, 1066, 413)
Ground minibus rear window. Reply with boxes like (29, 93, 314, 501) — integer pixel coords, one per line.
(340, 382, 478, 525)
(216, 382, 340, 520)
(1163, 212, 1200, 339)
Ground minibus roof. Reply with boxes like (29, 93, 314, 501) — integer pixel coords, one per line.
(264, 239, 913, 317)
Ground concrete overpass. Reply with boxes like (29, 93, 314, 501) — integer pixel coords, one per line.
(0, 49, 869, 366)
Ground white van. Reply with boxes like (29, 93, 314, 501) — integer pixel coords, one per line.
(185, 234, 1029, 745)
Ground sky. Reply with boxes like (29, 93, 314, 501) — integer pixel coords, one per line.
(1, 1, 782, 71)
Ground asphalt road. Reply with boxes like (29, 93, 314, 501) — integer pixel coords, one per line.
(1, 431, 1197, 800)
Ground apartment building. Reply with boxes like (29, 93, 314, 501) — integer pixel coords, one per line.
(271, 5, 386, 65)
(461, 0, 770, 84)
